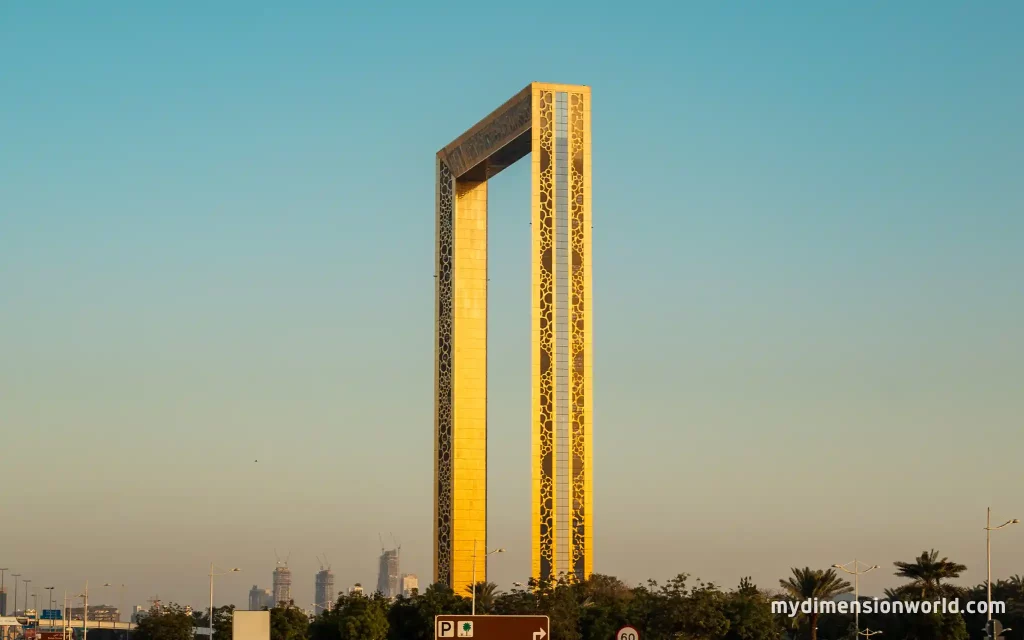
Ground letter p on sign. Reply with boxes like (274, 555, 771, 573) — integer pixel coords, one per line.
(438, 621, 455, 638)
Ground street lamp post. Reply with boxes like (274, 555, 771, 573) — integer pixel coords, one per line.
(833, 559, 879, 639)
(209, 564, 241, 640)
(11, 575, 20, 616)
(83, 581, 89, 640)
(470, 542, 505, 616)
(985, 507, 1019, 628)
(0, 569, 8, 617)
(45, 587, 55, 620)
(23, 580, 32, 616)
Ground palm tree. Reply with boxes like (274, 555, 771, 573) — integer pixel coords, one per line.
(778, 567, 852, 640)
(464, 582, 500, 612)
(893, 549, 967, 598)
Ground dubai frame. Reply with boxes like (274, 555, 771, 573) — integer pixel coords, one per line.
(434, 82, 593, 592)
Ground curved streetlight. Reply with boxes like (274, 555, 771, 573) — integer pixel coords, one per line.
(985, 508, 1019, 625)
(209, 564, 241, 640)
(471, 544, 505, 615)
(833, 559, 879, 639)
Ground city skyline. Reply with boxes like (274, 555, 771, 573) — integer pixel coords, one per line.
(2, 0, 1022, 616)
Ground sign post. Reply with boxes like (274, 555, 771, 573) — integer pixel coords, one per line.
(616, 627, 639, 640)
(435, 616, 549, 640)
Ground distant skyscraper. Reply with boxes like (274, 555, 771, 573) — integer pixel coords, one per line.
(249, 585, 273, 610)
(0, 589, 6, 617)
(377, 549, 400, 598)
(272, 565, 292, 607)
(314, 567, 334, 613)
(400, 574, 418, 598)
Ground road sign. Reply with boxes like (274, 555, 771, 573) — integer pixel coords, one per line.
(616, 627, 639, 640)
(41, 611, 62, 621)
(435, 616, 549, 640)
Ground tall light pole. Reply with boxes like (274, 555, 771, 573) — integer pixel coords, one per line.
(45, 587, 55, 618)
(0, 568, 8, 616)
(209, 564, 241, 640)
(470, 542, 505, 616)
(833, 559, 879, 639)
(11, 575, 20, 615)
(82, 581, 89, 640)
(23, 580, 31, 616)
(985, 507, 1019, 626)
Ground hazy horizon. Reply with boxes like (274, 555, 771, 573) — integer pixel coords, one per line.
(2, 0, 1022, 615)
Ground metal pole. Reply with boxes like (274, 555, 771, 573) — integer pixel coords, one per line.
(0, 569, 6, 617)
(62, 591, 67, 640)
(471, 540, 477, 616)
(12, 575, 19, 615)
(987, 507, 992, 625)
(84, 581, 88, 640)
(209, 563, 215, 640)
(854, 559, 859, 639)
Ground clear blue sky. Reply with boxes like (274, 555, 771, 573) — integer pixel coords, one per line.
(2, 1, 1022, 613)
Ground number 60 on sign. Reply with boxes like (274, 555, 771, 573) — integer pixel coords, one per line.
(616, 627, 639, 640)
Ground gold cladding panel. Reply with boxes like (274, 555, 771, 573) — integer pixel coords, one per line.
(451, 179, 488, 596)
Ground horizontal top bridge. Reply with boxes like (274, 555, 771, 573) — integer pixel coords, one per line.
(437, 82, 590, 181)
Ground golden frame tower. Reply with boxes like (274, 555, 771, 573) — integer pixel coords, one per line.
(434, 82, 593, 592)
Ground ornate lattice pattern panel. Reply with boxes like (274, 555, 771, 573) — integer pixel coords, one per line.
(435, 158, 454, 585)
(444, 93, 532, 178)
(536, 90, 556, 581)
(569, 93, 587, 578)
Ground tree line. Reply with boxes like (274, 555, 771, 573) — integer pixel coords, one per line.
(121, 549, 1024, 640)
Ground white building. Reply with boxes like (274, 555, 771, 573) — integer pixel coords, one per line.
(400, 574, 419, 598)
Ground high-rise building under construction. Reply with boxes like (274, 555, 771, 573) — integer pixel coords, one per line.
(376, 548, 399, 598)
(272, 564, 292, 607)
(314, 566, 334, 612)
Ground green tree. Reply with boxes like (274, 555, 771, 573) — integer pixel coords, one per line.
(384, 583, 468, 640)
(270, 603, 310, 640)
(194, 605, 234, 640)
(723, 579, 781, 640)
(577, 575, 632, 640)
(493, 584, 539, 616)
(893, 549, 967, 599)
(311, 592, 388, 640)
(464, 582, 501, 614)
(133, 604, 195, 640)
(778, 567, 852, 640)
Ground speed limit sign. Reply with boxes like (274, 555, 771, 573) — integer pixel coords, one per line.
(616, 627, 639, 640)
